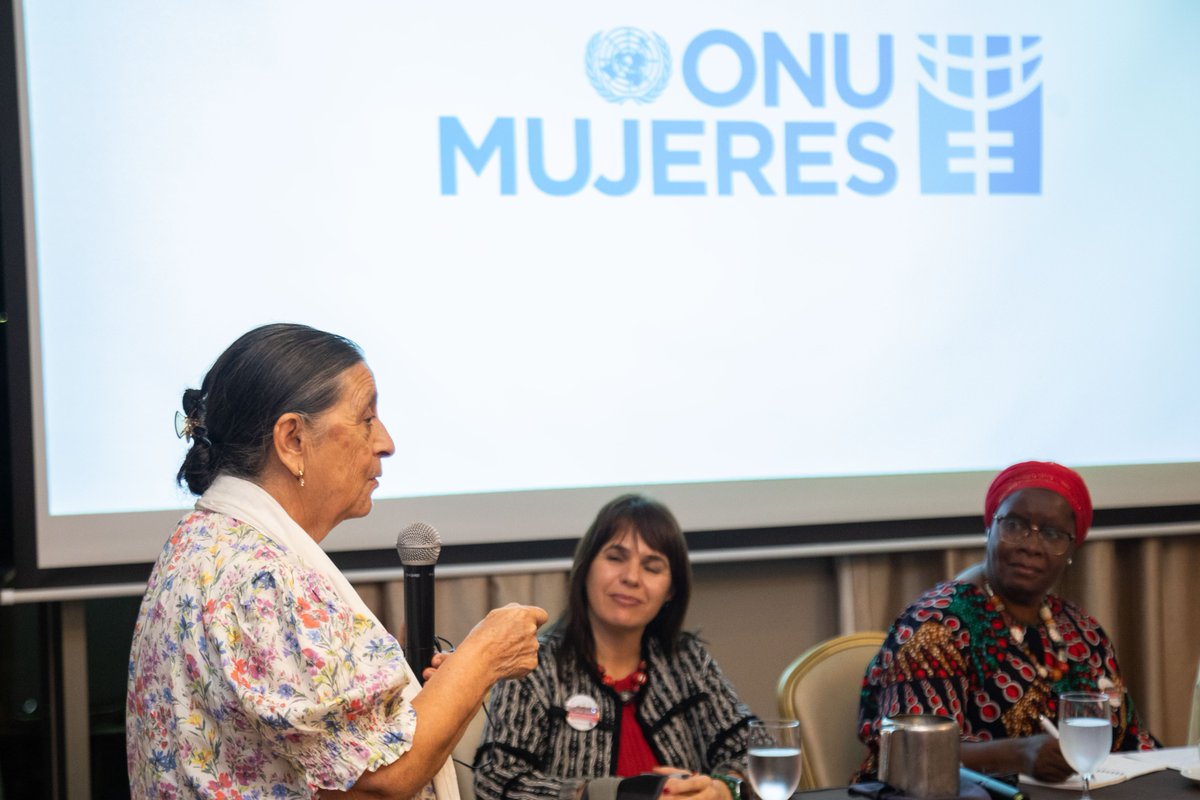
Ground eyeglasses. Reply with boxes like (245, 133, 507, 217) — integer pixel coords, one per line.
(992, 513, 1073, 556)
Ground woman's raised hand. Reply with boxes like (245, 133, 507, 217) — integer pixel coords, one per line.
(420, 651, 451, 683)
(459, 603, 548, 682)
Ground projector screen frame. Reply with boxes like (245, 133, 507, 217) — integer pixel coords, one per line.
(0, 0, 38, 591)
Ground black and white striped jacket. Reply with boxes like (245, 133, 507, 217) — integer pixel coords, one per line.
(473, 632, 754, 800)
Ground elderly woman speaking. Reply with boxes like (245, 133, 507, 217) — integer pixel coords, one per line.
(856, 461, 1157, 783)
(126, 323, 547, 799)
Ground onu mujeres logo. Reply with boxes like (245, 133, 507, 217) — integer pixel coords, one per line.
(439, 29, 1042, 197)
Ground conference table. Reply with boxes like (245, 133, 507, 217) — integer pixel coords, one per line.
(797, 764, 1199, 800)
(1011, 768, 1197, 799)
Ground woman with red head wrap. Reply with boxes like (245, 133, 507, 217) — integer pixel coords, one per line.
(855, 461, 1157, 783)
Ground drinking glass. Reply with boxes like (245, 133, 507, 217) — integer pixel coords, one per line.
(746, 719, 802, 800)
(1058, 692, 1112, 800)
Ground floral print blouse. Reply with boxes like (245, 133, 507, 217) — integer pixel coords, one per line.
(127, 508, 431, 799)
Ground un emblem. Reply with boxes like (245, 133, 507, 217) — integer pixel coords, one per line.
(586, 28, 671, 104)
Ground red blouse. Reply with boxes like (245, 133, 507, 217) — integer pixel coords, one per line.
(612, 672, 658, 777)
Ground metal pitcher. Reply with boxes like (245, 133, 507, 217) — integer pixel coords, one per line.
(878, 714, 961, 798)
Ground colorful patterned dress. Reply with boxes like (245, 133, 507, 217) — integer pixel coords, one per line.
(126, 508, 431, 799)
(855, 580, 1157, 778)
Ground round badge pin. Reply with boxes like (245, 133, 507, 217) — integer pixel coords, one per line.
(565, 693, 601, 731)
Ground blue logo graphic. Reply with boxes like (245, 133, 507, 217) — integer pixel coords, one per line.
(916, 35, 1043, 194)
(586, 28, 671, 104)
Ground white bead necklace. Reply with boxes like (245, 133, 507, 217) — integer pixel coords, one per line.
(984, 580, 1069, 681)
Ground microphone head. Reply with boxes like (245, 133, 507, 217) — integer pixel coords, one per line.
(396, 522, 442, 566)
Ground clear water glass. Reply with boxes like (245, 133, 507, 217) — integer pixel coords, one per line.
(746, 719, 802, 800)
(1058, 692, 1111, 800)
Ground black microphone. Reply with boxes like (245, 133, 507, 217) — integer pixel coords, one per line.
(959, 768, 1028, 800)
(396, 522, 442, 681)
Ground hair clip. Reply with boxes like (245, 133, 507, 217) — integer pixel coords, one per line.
(175, 410, 196, 440)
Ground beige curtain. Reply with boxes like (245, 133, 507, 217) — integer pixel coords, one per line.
(355, 532, 1200, 748)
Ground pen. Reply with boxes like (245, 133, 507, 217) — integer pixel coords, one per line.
(1039, 714, 1060, 739)
(960, 767, 1029, 800)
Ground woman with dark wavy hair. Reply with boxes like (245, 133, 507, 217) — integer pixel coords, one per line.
(475, 494, 754, 800)
(127, 323, 547, 800)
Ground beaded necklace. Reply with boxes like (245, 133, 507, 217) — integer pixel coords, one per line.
(597, 659, 648, 703)
(983, 580, 1069, 682)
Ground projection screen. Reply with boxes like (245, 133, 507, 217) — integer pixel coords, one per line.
(3, 0, 1199, 590)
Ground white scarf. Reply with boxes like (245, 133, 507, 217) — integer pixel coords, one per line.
(197, 475, 460, 800)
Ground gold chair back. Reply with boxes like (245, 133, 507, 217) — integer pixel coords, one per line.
(1189, 658, 1200, 745)
(777, 631, 887, 790)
